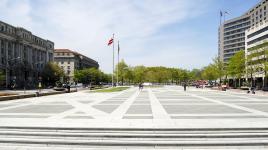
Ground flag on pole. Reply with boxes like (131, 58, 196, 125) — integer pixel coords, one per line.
(108, 38, 113, 46)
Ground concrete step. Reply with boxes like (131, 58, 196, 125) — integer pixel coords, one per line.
(1, 137, 268, 146)
(2, 130, 268, 138)
(0, 127, 268, 147)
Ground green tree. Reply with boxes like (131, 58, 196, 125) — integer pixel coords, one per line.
(212, 56, 225, 85)
(227, 50, 245, 88)
(74, 68, 104, 85)
(0, 70, 5, 87)
(41, 62, 65, 86)
(189, 69, 202, 81)
(115, 60, 129, 85)
(201, 64, 218, 82)
(133, 66, 146, 83)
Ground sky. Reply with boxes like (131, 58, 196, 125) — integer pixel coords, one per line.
(0, 0, 261, 73)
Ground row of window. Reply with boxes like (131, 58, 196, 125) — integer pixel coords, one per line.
(224, 33, 245, 40)
(0, 24, 16, 35)
(0, 39, 53, 65)
(247, 25, 268, 39)
(224, 28, 247, 36)
(247, 34, 268, 45)
(0, 23, 53, 49)
(224, 43, 245, 49)
(60, 66, 71, 75)
(59, 61, 71, 64)
(224, 18, 249, 28)
(224, 38, 244, 45)
(224, 22, 250, 32)
(56, 52, 71, 56)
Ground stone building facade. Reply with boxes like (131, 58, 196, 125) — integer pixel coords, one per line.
(54, 49, 99, 81)
(0, 20, 54, 89)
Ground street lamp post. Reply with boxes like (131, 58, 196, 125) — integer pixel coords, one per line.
(34, 61, 44, 94)
(5, 57, 21, 89)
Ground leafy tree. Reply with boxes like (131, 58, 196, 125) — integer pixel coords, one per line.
(74, 68, 110, 85)
(189, 69, 202, 81)
(227, 50, 245, 87)
(115, 60, 129, 85)
(201, 64, 218, 82)
(124, 68, 134, 84)
(132, 66, 146, 83)
(41, 62, 65, 86)
(0, 70, 5, 87)
(212, 56, 225, 85)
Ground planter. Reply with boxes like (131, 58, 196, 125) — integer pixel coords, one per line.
(240, 86, 250, 90)
(53, 87, 66, 91)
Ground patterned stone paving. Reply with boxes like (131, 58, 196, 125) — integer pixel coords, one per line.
(0, 86, 267, 122)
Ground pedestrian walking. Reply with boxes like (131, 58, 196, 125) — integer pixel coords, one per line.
(139, 83, 143, 91)
(183, 83, 187, 91)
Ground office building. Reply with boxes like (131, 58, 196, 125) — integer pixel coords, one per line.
(245, 20, 268, 88)
(0, 20, 54, 88)
(54, 49, 99, 81)
(219, 0, 268, 63)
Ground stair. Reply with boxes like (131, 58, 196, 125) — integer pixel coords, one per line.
(0, 126, 268, 147)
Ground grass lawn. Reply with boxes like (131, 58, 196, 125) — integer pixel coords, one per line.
(91, 87, 130, 93)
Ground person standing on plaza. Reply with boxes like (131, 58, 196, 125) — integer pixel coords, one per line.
(183, 82, 187, 91)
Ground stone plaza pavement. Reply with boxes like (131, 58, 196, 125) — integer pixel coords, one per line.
(0, 86, 268, 149)
(0, 86, 268, 128)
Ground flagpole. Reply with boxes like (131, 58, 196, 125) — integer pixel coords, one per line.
(112, 33, 115, 87)
(117, 41, 119, 86)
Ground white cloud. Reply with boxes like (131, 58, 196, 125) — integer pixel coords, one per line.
(0, 0, 215, 72)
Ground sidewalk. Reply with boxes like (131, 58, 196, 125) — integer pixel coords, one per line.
(227, 88, 268, 96)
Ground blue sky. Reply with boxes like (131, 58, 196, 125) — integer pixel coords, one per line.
(0, 0, 262, 72)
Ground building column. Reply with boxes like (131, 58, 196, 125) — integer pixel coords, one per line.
(12, 42, 15, 59)
(5, 40, 10, 88)
(0, 39, 2, 68)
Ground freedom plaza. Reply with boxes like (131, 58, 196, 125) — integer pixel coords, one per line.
(0, 86, 267, 149)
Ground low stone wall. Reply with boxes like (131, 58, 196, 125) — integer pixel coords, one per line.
(0, 89, 77, 102)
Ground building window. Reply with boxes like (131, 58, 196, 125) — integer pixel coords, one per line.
(61, 61, 64, 64)
(265, 6, 267, 10)
(67, 66, 70, 69)
(68, 61, 70, 64)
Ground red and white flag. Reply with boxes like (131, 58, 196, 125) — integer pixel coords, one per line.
(107, 38, 113, 46)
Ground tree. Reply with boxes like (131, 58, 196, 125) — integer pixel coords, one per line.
(74, 68, 110, 85)
(41, 62, 65, 86)
(0, 70, 5, 87)
(212, 56, 225, 85)
(115, 60, 129, 85)
(227, 50, 245, 87)
(132, 66, 147, 83)
(189, 69, 202, 81)
(201, 64, 218, 82)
